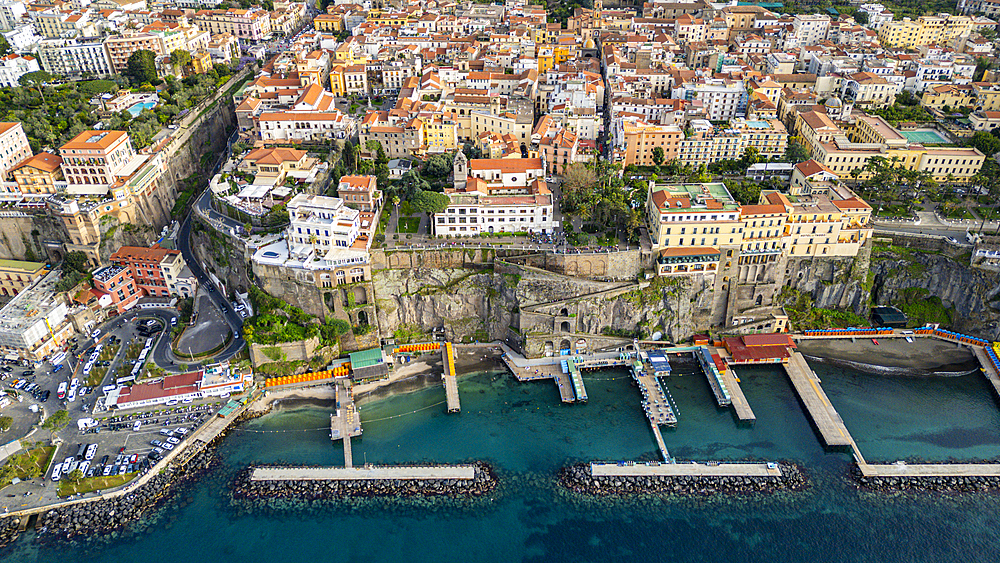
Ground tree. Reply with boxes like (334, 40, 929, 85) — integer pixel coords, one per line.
(64, 251, 90, 273)
(41, 409, 70, 431)
(854, 11, 869, 25)
(562, 162, 598, 193)
(170, 49, 192, 69)
(784, 139, 810, 164)
(408, 190, 451, 214)
(126, 49, 158, 85)
(0, 416, 11, 432)
(969, 130, 1000, 157)
(652, 146, 665, 167)
(67, 469, 83, 483)
(423, 152, 455, 177)
(0, 35, 11, 57)
(18, 71, 54, 103)
(895, 90, 919, 106)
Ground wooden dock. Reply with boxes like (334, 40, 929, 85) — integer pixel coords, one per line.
(784, 352, 856, 448)
(591, 462, 782, 477)
(251, 465, 477, 481)
(857, 462, 1000, 477)
(649, 423, 671, 462)
(720, 368, 756, 422)
(553, 370, 576, 402)
(330, 384, 362, 467)
(442, 342, 461, 413)
(973, 347, 1000, 401)
(632, 369, 677, 426)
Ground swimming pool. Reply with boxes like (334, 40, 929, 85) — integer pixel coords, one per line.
(127, 101, 157, 116)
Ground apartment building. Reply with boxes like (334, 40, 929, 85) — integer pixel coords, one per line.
(104, 33, 164, 73)
(615, 117, 683, 167)
(58, 130, 137, 187)
(0, 122, 32, 180)
(108, 245, 194, 299)
(36, 37, 114, 79)
(646, 182, 742, 276)
(0, 269, 74, 361)
(434, 154, 555, 236)
(0, 259, 46, 299)
(336, 175, 382, 213)
(257, 110, 354, 144)
(791, 14, 830, 46)
(11, 152, 63, 194)
(286, 193, 364, 259)
(91, 263, 140, 314)
(921, 83, 976, 110)
(193, 8, 271, 42)
(878, 14, 994, 48)
(763, 188, 873, 258)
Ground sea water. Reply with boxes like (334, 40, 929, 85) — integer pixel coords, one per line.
(5, 361, 1000, 563)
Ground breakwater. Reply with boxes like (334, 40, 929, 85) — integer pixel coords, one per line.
(557, 463, 807, 496)
(852, 464, 1000, 493)
(230, 461, 497, 501)
(34, 449, 219, 542)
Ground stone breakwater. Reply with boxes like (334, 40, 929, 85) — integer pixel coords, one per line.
(33, 449, 219, 542)
(851, 466, 1000, 493)
(0, 517, 20, 549)
(558, 463, 807, 496)
(231, 462, 498, 501)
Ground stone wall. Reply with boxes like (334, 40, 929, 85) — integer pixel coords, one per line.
(512, 250, 646, 281)
(249, 336, 320, 367)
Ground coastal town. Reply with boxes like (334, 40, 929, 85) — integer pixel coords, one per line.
(0, 0, 998, 552)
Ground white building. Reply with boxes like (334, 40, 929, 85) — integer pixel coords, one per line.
(0, 53, 38, 87)
(791, 14, 831, 47)
(858, 4, 894, 29)
(0, 0, 26, 32)
(257, 110, 354, 143)
(104, 361, 253, 410)
(433, 153, 556, 236)
(0, 121, 31, 180)
(2, 23, 40, 52)
(36, 37, 114, 79)
(286, 193, 365, 261)
(0, 269, 75, 362)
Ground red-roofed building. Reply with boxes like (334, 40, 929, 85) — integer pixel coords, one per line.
(723, 334, 794, 364)
(105, 361, 253, 410)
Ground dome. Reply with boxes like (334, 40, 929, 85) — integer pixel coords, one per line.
(825, 96, 843, 109)
(584, 37, 596, 50)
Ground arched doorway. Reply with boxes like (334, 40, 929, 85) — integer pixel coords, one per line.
(356, 310, 369, 326)
(559, 339, 571, 352)
(353, 285, 368, 305)
(560, 321, 571, 332)
(560, 307, 569, 316)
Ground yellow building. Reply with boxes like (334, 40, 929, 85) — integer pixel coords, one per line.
(314, 13, 342, 32)
(878, 14, 987, 48)
(329, 63, 347, 96)
(763, 189, 872, 258)
(191, 50, 213, 74)
(972, 82, 1000, 111)
(421, 114, 459, 153)
(12, 152, 63, 195)
(0, 259, 47, 298)
(921, 83, 976, 110)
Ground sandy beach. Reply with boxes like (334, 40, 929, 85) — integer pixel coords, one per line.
(795, 336, 979, 373)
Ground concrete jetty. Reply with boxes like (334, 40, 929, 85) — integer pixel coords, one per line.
(330, 384, 362, 467)
(857, 462, 1000, 477)
(784, 351, 856, 448)
(973, 347, 1000, 401)
(591, 461, 782, 477)
(251, 465, 477, 481)
(720, 368, 755, 422)
(442, 342, 461, 413)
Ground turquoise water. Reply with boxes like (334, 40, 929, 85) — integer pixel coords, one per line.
(5, 360, 1000, 562)
(127, 101, 157, 117)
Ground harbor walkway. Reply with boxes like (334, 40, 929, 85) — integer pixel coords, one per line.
(784, 352, 857, 449)
(857, 462, 1000, 477)
(442, 342, 461, 412)
(591, 462, 782, 477)
(973, 347, 1000, 401)
(330, 384, 362, 467)
(720, 368, 755, 422)
(251, 465, 477, 481)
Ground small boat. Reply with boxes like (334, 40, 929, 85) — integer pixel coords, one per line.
(872, 339, 879, 345)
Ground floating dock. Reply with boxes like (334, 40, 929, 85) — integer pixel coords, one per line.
(783, 351, 856, 448)
(973, 347, 1000, 401)
(251, 465, 477, 481)
(442, 342, 461, 413)
(330, 384, 362, 467)
(720, 368, 755, 422)
(591, 461, 782, 477)
(695, 347, 731, 407)
(631, 365, 677, 427)
(566, 359, 588, 402)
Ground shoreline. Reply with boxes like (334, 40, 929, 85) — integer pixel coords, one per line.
(795, 337, 979, 375)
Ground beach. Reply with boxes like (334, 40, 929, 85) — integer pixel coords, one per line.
(795, 336, 979, 373)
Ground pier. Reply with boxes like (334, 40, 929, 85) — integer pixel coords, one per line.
(696, 347, 732, 407)
(784, 351, 857, 448)
(720, 368, 756, 422)
(591, 461, 783, 477)
(442, 342, 461, 412)
(330, 384, 362, 467)
(251, 465, 477, 481)
(565, 359, 588, 402)
(973, 347, 1000, 401)
(857, 462, 1000, 477)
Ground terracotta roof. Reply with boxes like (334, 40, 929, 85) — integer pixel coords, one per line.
(741, 204, 786, 216)
(794, 159, 836, 178)
(468, 158, 544, 172)
(13, 152, 62, 173)
(60, 130, 128, 151)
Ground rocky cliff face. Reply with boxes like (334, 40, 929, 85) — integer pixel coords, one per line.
(870, 249, 1000, 337)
